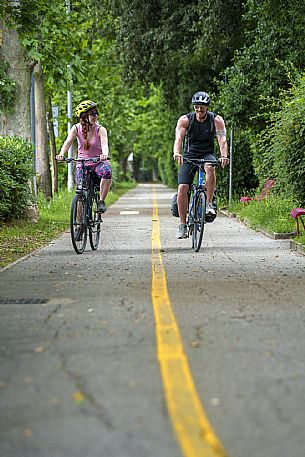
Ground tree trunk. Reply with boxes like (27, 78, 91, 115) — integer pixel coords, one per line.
(0, 22, 32, 140)
(46, 94, 58, 194)
(152, 159, 159, 183)
(120, 155, 129, 180)
(34, 62, 52, 199)
(132, 157, 140, 182)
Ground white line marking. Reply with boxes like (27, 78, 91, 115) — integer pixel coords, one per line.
(119, 211, 140, 215)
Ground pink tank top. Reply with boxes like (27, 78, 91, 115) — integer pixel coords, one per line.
(76, 123, 102, 163)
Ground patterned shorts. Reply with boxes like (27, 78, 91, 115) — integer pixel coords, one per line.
(76, 160, 112, 185)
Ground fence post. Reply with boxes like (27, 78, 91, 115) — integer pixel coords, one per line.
(66, 0, 74, 191)
(229, 127, 233, 206)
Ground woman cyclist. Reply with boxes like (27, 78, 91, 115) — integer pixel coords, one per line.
(56, 100, 112, 213)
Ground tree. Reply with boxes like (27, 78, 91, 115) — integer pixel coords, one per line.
(0, 11, 32, 140)
(0, 0, 90, 197)
(113, 0, 244, 111)
(34, 62, 52, 198)
(216, 0, 305, 195)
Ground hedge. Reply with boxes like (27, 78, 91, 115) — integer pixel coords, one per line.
(0, 135, 35, 221)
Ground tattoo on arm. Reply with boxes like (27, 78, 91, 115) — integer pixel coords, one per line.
(216, 129, 226, 137)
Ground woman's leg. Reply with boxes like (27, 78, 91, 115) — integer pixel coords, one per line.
(100, 178, 112, 201)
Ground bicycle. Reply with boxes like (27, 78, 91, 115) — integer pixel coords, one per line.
(185, 158, 220, 252)
(61, 157, 103, 254)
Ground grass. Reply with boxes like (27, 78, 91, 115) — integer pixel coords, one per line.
(227, 195, 305, 247)
(0, 181, 136, 269)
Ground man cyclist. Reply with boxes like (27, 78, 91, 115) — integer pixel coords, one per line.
(56, 100, 112, 214)
(173, 91, 229, 239)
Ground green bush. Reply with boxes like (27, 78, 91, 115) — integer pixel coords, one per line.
(0, 135, 35, 221)
(253, 73, 305, 204)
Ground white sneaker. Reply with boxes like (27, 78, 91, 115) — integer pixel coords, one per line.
(176, 224, 187, 239)
(205, 203, 216, 215)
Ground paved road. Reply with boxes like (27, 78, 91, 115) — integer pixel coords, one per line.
(1, 184, 305, 457)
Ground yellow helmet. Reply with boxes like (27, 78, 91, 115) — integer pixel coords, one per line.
(75, 100, 98, 117)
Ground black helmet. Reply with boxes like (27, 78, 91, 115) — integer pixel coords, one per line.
(191, 91, 210, 105)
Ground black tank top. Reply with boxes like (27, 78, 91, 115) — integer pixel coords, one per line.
(184, 111, 215, 159)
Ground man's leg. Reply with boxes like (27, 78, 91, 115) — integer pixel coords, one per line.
(177, 184, 189, 224)
(204, 165, 216, 204)
(176, 183, 189, 239)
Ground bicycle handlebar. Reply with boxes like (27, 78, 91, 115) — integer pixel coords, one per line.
(183, 157, 225, 167)
(56, 157, 109, 164)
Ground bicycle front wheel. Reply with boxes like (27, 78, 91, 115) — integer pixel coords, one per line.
(70, 194, 87, 254)
(89, 193, 101, 250)
(192, 191, 206, 252)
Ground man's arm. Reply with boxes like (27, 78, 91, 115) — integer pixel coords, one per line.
(215, 115, 229, 168)
(173, 115, 189, 165)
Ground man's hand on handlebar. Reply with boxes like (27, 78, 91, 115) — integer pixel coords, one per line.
(219, 156, 229, 169)
(173, 151, 183, 165)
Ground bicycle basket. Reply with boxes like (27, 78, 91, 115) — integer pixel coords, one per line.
(171, 193, 179, 217)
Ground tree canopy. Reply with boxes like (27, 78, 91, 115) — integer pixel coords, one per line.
(1, 0, 304, 204)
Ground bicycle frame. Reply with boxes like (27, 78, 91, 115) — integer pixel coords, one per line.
(186, 162, 207, 227)
(75, 158, 99, 193)
(61, 157, 102, 254)
(185, 158, 219, 251)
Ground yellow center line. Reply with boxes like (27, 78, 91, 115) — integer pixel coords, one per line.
(151, 188, 228, 457)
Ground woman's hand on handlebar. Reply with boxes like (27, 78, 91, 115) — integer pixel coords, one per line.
(56, 153, 65, 161)
(100, 153, 109, 161)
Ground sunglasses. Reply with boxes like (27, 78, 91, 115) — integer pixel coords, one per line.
(194, 105, 208, 111)
(89, 111, 99, 116)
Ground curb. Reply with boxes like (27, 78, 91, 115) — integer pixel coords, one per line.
(221, 208, 305, 256)
(290, 240, 305, 256)
(0, 230, 69, 273)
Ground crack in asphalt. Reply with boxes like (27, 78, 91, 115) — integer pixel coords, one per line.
(59, 353, 114, 430)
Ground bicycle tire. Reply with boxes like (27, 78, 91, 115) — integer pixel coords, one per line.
(89, 192, 101, 250)
(192, 191, 206, 252)
(70, 194, 87, 254)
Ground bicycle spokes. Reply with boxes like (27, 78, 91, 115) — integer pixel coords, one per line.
(70, 195, 87, 254)
(89, 195, 101, 250)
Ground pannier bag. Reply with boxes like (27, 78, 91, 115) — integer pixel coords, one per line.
(171, 190, 217, 221)
(171, 193, 179, 217)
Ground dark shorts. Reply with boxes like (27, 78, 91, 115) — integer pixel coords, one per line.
(76, 160, 112, 185)
(178, 154, 216, 185)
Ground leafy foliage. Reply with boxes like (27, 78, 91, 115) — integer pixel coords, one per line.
(3, 0, 305, 206)
(0, 58, 16, 113)
(254, 73, 305, 204)
(113, 0, 244, 111)
(216, 0, 305, 198)
(0, 135, 34, 221)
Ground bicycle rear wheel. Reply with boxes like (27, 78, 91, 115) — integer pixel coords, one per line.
(70, 194, 87, 254)
(89, 192, 101, 250)
(192, 191, 206, 252)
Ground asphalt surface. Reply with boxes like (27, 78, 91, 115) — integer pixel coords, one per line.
(1, 183, 305, 457)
